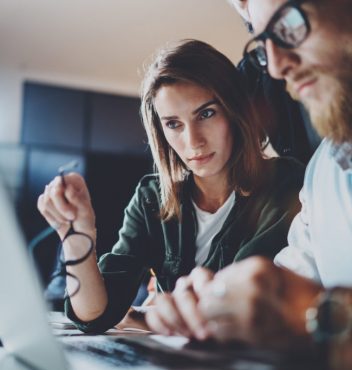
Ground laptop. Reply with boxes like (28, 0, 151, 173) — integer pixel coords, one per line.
(0, 176, 69, 370)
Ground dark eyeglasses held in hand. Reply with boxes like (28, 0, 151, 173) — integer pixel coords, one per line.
(243, 0, 311, 70)
(29, 161, 94, 299)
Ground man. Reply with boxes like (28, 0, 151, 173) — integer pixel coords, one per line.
(146, 1, 352, 367)
(200, 0, 352, 361)
(235, 0, 321, 165)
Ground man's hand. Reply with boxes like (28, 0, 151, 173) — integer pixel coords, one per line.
(198, 257, 322, 348)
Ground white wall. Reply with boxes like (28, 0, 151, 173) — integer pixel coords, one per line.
(0, 67, 23, 143)
(0, 1, 247, 144)
(0, 65, 141, 144)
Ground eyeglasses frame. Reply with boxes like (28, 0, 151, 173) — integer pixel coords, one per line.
(243, 0, 311, 69)
(56, 164, 95, 296)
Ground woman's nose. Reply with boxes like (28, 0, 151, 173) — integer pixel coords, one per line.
(187, 126, 205, 149)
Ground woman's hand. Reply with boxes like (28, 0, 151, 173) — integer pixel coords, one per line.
(37, 173, 96, 242)
(145, 267, 214, 339)
(38, 172, 108, 322)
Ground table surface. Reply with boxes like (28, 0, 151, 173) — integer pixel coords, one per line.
(47, 311, 327, 370)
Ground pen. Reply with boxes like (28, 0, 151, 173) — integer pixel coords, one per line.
(58, 160, 78, 187)
(149, 268, 165, 294)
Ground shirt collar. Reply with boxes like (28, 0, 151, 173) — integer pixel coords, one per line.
(330, 141, 352, 171)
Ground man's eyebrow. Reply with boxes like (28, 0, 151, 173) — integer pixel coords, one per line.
(192, 99, 219, 115)
(160, 99, 219, 121)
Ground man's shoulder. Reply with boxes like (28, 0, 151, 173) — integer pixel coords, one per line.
(305, 139, 333, 176)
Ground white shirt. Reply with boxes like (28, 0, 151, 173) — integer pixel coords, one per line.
(274, 139, 352, 287)
(192, 192, 236, 266)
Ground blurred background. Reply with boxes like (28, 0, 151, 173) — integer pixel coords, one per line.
(0, 0, 247, 292)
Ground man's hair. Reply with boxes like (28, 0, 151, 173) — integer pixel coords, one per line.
(140, 39, 265, 220)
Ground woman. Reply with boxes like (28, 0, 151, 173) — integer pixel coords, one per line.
(37, 39, 304, 335)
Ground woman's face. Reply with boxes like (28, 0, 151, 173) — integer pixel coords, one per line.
(154, 81, 234, 183)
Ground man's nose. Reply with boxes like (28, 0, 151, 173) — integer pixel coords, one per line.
(266, 39, 300, 80)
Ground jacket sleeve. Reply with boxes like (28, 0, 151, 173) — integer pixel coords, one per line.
(65, 181, 151, 334)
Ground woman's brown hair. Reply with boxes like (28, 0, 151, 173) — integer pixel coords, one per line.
(140, 39, 265, 221)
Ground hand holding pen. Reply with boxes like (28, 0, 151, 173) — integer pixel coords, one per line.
(149, 268, 165, 294)
(145, 267, 214, 340)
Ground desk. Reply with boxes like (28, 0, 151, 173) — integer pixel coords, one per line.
(0, 312, 326, 370)
(54, 325, 326, 370)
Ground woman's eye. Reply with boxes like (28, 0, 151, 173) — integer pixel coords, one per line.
(166, 120, 180, 129)
(199, 108, 215, 120)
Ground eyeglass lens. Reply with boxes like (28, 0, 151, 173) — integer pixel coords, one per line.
(245, 3, 309, 69)
(272, 6, 308, 47)
(58, 227, 94, 298)
(65, 272, 81, 298)
(61, 231, 94, 266)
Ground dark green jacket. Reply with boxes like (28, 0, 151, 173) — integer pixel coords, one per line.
(66, 157, 304, 333)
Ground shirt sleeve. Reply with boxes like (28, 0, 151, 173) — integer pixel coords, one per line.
(274, 185, 321, 284)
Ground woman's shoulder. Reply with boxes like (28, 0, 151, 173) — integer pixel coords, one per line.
(135, 174, 161, 200)
(268, 156, 305, 176)
(138, 173, 160, 188)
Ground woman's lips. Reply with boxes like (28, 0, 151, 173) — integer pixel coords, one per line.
(188, 152, 215, 165)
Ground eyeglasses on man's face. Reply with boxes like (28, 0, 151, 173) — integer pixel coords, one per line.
(243, 0, 311, 71)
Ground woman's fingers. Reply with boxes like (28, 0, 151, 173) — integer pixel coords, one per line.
(145, 305, 174, 336)
(37, 173, 95, 231)
(148, 269, 215, 340)
(173, 276, 209, 340)
(38, 189, 65, 224)
(49, 186, 76, 221)
(189, 267, 214, 296)
(39, 178, 70, 220)
(145, 294, 191, 336)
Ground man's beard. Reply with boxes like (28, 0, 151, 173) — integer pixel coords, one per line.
(287, 68, 352, 144)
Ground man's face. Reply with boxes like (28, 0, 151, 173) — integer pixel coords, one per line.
(247, 0, 352, 143)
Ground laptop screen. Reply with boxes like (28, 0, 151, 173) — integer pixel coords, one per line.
(0, 177, 68, 370)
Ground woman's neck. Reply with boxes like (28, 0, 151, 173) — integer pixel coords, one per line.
(192, 175, 233, 214)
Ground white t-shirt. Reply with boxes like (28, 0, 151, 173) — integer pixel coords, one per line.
(192, 191, 236, 266)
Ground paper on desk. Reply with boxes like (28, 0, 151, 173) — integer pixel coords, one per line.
(150, 335, 189, 349)
(48, 311, 77, 329)
(48, 311, 73, 323)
